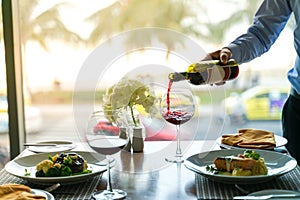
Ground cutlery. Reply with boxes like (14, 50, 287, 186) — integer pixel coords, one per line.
(233, 193, 300, 199)
(44, 183, 60, 192)
(235, 184, 249, 194)
(24, 143, 73, 147)
(24, 143, 57, 147)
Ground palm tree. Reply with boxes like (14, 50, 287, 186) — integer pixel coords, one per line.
(85, 0, 264, 50)
(18, 0, 82, 50)
(85, 0, 201, 57)
(15, 1, 83, 95)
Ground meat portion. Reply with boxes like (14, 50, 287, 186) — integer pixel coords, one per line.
(214, 156, 257, 171)
(55, 153, 86, 173)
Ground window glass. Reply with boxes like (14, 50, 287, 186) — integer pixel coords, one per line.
(8, 0, 293, 152)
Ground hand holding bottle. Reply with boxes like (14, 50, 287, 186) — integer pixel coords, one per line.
(203, 48, 232, 64)
(201, 48, 233, 85)
(169, 58, 238, 86)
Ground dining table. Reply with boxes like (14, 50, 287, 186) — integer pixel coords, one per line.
(1, 139, 300, 200)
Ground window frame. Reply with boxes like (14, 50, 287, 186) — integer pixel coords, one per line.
(2, 0, 26, 159)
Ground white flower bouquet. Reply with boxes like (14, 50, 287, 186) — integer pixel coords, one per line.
(102, 78, 156, 127)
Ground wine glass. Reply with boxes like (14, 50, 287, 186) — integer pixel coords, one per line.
(86, 110, 128, 200)
(160, 88, 195, 163)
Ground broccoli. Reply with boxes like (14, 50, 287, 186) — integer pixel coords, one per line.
(35, 170, 45, 177)
(45, 167, 60, 177)
(63, 155, 73, 165)
(243, 150, 260, 160)
(48, 155, 53, 161)
(61, 166, 72, 176)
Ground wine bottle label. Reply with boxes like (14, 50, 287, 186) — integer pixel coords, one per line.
(206, 65, 231, 84)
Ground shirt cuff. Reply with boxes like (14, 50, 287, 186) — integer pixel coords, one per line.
(224, 44, 242, 64)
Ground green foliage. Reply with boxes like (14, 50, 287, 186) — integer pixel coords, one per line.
(0, 1, 83, 48)
(85, 0, 198, 48)
(85, 0, 264, 47)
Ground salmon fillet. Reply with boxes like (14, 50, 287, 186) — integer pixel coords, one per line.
(213, 156, 257, 171)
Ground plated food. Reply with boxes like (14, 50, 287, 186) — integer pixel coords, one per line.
(208, 150, 268, 176)
(0, 184, 54, 200)
(220, 128, 277, 149)
(5, 151, 106, 184)
(184, 149, 297, 184)
(35, 153, 91, 177)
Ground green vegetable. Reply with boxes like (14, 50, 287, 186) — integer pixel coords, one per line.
(63, 155, 73, 165)
(36, 170, 45, 177)
(24, 169, 31, 176)
(73, 169, 92, 176)
(45, 167, 60, 177)
(243, 150, 260, 160)
(206, 165, 218, 174)
(61, 166, 72, 176)
(35, 153, 93, 178)
(48, 155, 54, 162)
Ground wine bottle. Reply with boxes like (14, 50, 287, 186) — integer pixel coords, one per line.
(168, 59, 239, 85)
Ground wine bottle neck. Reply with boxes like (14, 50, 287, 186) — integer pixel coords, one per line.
(168, 72, 188, 82)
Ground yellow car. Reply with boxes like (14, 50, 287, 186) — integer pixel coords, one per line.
(222, 86, 289, 123)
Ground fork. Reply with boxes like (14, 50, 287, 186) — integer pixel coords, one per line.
(234, 193, 300, 199)
(235, 184, 250, 194)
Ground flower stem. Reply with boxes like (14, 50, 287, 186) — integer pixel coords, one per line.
(130, 106, 137, 127)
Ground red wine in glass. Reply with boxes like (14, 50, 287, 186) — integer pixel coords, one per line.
(161, 80, 195, 163)
(89, 138, 128, 155)
(87, 111, 128, 200)
(162, 111, 193, 125)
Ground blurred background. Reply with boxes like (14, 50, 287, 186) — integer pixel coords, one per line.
(0, 0, 294, 168)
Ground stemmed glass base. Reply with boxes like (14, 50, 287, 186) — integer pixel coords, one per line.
(161, 86, 194, 165)
(91, 154, 127, 200)
(165, 156, 184, 163)
(91, 189, 127, 200)
(165, 124, 184, 163)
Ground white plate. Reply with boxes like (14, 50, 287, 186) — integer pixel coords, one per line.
(249, 189, 300, 200)
(27, 140, 76, 153)
(217, 135, 287, 150)
(5, 151, 106, 185)
(184, 149, 297, 184)
(31, 189, 55, 200)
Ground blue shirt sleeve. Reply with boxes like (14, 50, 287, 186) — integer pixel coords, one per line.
(227, 0, 292, 64)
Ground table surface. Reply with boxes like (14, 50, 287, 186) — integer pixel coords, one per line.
(1, 140, 300, 200)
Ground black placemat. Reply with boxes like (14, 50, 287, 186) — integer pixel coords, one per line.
(195, 166, 300, 200)
(0, 168, 103, 200)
